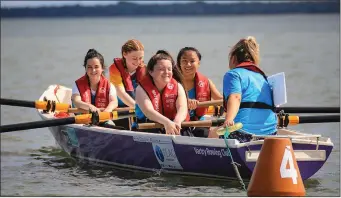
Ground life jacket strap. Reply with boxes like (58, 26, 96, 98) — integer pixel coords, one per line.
(240, 102, 276, 112)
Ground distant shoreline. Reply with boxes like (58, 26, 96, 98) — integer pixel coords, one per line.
(1, 1, 339, 18)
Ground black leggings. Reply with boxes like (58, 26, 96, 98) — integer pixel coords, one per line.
(219, 131, 277, 143)
(187, 127, 209, 138)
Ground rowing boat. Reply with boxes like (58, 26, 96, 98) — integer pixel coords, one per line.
(37, 84, 334, 180)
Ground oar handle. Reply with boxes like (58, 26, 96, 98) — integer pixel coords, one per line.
(74, 110, 134, 123)
(197, 100, 223, 107)
(67, 107, 133, 114)
(137, 119, 225, 130)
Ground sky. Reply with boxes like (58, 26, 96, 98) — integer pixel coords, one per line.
(0, 1, 235, 8)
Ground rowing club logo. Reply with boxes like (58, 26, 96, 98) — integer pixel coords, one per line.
(99, 87, 106, 94)
(154, 145, 164, 162)
(167, 83, 174, 90)
(198, 81, 204, 87)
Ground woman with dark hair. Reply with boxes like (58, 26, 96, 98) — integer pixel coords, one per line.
(176, 47, 223, 137)
(133, 50, 189, 135)
(72, 49, 118, 115)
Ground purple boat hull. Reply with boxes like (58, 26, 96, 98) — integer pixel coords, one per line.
(48, 124, 333, 180)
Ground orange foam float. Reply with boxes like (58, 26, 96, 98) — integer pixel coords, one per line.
(247, 137, 306, 197)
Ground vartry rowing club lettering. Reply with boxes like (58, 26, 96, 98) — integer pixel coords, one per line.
(193, 147, 230, 158)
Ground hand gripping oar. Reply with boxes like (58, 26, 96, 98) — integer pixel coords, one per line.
(0, 110, 135, 133)
(0, 98, 134, 113)
(137, 114, 340, 130)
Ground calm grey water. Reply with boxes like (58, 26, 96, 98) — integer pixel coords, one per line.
(1, 14, 340, 196)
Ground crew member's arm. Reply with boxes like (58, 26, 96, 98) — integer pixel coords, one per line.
(110, 66, 135, 108)
(223, 71, 241, 127)
(103, 83, 119, 112)
(173, 83, 189, 125)
(71, 83, 100, 112)
(208, 79, 223, 100)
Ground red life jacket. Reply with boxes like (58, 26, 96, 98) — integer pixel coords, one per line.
(139, 76, 178, 120)
(192, 72, 211, 120)
(110, 58, 145, 98)
(75, 75, 110, 108)
(223, 61, 275, 112)
(235, 61, 267, 79)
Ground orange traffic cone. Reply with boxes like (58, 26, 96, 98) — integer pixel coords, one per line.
(247, 138, 306, 197)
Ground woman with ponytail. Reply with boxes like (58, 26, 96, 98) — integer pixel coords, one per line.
(109, 39, 146, 129)
(72, 49, 118, 116)
(221, 36, 277, 142)
(109, 39, 145, 108)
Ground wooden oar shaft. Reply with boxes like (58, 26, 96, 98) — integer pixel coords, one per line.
(137, 115, 340, 129)
(137, 119, 225, 130)
(67, 107, 133, 114)
(197, 100, 223, 107)
(68, 101, 218, 114)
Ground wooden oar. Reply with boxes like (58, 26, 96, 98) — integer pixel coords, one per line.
(0, 110, 135, 133)
(67, 107, 133, 114)
(183, 99, 340, 114)
(137, 115, 340, 130)
(0, 98, 133, 113)
(196, 100, 223, 107)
